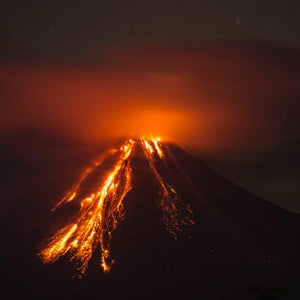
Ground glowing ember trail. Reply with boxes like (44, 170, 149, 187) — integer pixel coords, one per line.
(141, 138, 195, 239)
(39, 137, 194, 274)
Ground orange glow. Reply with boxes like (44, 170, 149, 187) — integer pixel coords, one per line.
(39, 137, 194, 274)
(39, 140, 135, 274)
(143, 139, 154, 154)
(1, 43, 298, 152)
(152, 137, 164, 158)
(51, 151, 109, 212)
(141, 137, 194, 239)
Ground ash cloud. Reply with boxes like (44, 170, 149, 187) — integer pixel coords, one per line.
(0, 41, 299, 151)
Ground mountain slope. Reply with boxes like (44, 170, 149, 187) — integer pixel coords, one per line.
(1, 138, 299, 299)
(103, 142, 300, 299)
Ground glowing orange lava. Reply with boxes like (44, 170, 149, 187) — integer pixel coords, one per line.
(141, 137, 194, 239)
(39, 137, 194, 274)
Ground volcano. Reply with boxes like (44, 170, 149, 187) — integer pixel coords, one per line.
(31, 137, 300, 299)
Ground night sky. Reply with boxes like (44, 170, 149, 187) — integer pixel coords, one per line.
(0, 1, 299, 211)
(0, 1, 299, 59)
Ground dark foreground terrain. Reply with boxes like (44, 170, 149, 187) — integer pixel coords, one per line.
(0, 133, 299, 299)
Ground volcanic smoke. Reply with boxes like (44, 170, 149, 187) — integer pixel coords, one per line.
(38, 137, 195, 274)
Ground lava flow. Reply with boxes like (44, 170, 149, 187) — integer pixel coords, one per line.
(39, 137, 194, 274)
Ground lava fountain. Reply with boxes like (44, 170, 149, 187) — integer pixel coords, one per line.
(38, 137, 194, 274)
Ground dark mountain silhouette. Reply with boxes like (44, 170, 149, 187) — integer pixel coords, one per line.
(1, 139, 299, 300)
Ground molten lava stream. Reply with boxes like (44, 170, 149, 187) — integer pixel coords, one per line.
(39, 137, 195, 275)
(39, 140, 135, 274)
(51, 149, 114, 212)
(141, 138, 195, 240)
